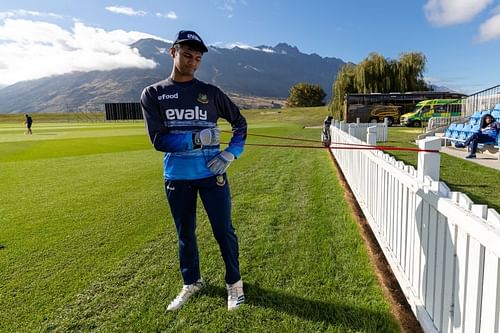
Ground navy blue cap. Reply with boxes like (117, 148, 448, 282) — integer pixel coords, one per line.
(173, 30, 208, 53)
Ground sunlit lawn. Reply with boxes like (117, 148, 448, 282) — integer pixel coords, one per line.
(0, 108, 401, 332)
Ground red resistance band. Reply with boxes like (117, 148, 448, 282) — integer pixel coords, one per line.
(220, 130, 440, 153)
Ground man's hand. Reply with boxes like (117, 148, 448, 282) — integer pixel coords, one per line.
(207, 151, 234, 175)
(194, 128, 220, 147)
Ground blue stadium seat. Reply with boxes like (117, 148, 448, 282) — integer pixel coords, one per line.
(492, 110, 500, 121)
(472, 110, 482, 118)
(494, 103, 500, 111)
(459, 124, 472, 141)
(445, 123, 457, 138)
(469, 111, 482, 125)
(452, 123, 464, 139)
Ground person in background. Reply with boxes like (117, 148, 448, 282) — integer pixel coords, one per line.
(25, 114, 33, 134)
(140, 30, 247, 311)
(463, 114, 500, 158)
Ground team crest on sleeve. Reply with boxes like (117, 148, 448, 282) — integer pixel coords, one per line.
(197, 93, 209, 104)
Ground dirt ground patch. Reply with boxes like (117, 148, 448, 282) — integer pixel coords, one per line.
(329, 151, 424, 333)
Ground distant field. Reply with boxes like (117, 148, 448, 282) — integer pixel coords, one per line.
(0, 112, 104, 123)
(0, 107, 401, 332)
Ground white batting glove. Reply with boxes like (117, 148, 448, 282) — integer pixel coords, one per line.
(194, 128, 220, 146)
(207, 150, 234, 175)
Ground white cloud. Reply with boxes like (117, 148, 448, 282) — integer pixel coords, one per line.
(0, 9, 62, 20)
(105, 6, 147, 16)
(0, 19, 160, 86)
(478, 13, 500, 41)
(156, 11, 178, 19)
(424, 0, 493, 26)
(217, 0, 247, 18)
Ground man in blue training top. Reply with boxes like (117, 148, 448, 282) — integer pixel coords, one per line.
(140, 30, 247, 311)
(463, 114, 500, 159)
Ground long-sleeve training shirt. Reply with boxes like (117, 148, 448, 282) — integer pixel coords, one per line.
(141, 77, 247, 180)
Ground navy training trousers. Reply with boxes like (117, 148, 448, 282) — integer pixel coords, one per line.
(165, 174, 241, 285)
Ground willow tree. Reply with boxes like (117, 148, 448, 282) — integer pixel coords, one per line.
(329, 52, 427, 120)
(330, 63, 356, 119)
(396, 52, 427, 92)
(355, 52, 391, 93)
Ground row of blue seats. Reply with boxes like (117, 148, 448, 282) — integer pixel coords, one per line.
(444, 109, 500, 147)
(468, 109, 500, 126)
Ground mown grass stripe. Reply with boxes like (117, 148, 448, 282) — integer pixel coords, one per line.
(35, 145, 399, 332)
(1, 111, 401, 332)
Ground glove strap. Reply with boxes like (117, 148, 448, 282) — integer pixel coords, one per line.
(192, 133, 202, 149)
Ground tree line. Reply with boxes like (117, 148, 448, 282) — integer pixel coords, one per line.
(286, 52, 428, 120)
(329, 52, 427, 119)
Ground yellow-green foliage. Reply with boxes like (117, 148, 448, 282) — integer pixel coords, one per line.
(286, 82, 326, 107)
(329, 52, 427, 120)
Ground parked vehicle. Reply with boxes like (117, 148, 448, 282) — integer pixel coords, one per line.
(400, 99, 463, 127)
(346, 104, 400, 126)
(343, 92, 465, 126)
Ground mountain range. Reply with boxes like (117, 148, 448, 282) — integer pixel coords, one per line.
(0, 39, 346, 114)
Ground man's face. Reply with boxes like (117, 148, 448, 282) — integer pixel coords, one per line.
(171, 44, 202, 77)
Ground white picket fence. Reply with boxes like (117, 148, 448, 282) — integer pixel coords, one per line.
(337, 120, 388, 142)
(330, 123, 500, 333)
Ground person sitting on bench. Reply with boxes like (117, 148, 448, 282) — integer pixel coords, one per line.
(463, 114, 500, 159)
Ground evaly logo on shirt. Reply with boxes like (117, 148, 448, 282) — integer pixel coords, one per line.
(158, 93, 179, 101)
(197, 93, 209, 104)
(165, 106, 208, 120)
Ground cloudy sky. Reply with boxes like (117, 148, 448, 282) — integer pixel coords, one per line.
(1, 0, 500, 93)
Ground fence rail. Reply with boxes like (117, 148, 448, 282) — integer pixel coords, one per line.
(426, 116, 465, 132)
(330, 123, 500, 333)
(463, 84, 500, 117)
(335, 120, 388, 142)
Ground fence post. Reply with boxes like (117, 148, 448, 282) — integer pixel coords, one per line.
(356, 117, 360, 124)
(417, 137, 441, 182)
(348, 124, 355, 137)
(340, 121, 347, 132)
(367, 126, 377, 145)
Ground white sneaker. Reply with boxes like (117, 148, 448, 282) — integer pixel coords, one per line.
(226, 279, 245, 310)
(167, 278, 206, 311)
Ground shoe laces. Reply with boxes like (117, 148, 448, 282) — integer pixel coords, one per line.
(177, 281, 201, 299)
(227, 284, 242, 299)
(177, 286, 191, 299)
(228, 287, 239, 299)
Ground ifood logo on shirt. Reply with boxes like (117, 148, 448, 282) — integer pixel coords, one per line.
(158, 93, 178, 101)
(165, 106, 208, 120)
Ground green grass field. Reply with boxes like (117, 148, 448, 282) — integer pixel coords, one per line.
(0, 108, 401, 332)
(379, 127, 500, 212)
